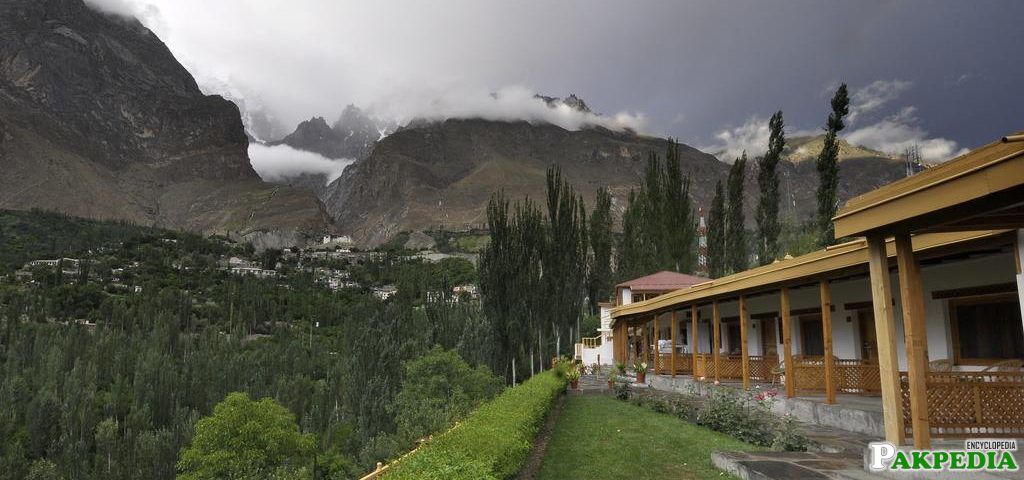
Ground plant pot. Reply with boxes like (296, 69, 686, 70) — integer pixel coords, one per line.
(607, 380, 614, 389)
(636, 372, 646, 384)
(570, 380, 579, 389)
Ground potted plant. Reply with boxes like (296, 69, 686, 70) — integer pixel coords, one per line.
(633, 359, 648, 384)
(566, 364, 581, 389)
(606, 371, 618, 389)
(615, 361, 628, 376)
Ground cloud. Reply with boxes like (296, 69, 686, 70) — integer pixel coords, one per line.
(247, 144, 354, 184)
(702, 116, 770, 162)
(848, 79, 912, 124)
(83, 0, 137, 16)
(367, 85, 645, 133)
(701, 117, 817, 163)
(844, 107, 968, 162)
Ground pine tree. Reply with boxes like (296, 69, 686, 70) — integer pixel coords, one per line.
(816, 84, 850, 246)
(707, 181, 726, 278)
(756, 111, 784, 265)
(725, 153, 748, 273)
(587, 188, 613, 313)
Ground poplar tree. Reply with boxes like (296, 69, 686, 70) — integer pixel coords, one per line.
(707, 181, 726, 278)
(725, 153, 748, 273)
(816, 84, 850, 246)
(587, 187, 613, 313)
(543, 165, 589, 356)
(756, 110, 784, 265)
(616, 141, 697, 279)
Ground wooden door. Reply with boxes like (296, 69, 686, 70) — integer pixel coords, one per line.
(760, 318, 778, 356)
(858, 310, 879, 360)
(800, 315, 824, 356)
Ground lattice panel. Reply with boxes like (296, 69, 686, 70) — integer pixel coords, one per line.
(716, 357, 744, 379)
(748, 356, 777, 382)
(837, 360, 882, 394)
(901, 371, 1024, 438)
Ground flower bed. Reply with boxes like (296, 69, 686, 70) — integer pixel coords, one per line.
(616, 384, 808, 451)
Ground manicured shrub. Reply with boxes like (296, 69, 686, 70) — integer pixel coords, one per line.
(386, 370, 567, 479)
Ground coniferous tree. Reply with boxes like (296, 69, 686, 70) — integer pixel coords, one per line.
(707, 181, 726, 278)
(756, 111, 785, 265)
(725, 153, 748, 273)
(587, 187, 613, 313)
(816, 84, 850, 246)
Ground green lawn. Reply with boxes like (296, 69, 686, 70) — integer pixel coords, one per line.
(537, 395, 759, 479)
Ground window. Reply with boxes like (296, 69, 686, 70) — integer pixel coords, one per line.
(950, 294, 1024, 364)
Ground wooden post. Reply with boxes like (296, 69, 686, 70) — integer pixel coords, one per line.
(868, 234, 909, 444)
(691, 304, 699, 378)
(781, 287, 795, 398)
(712, 300, 721, 383)
(740, 295, 750, 389)
(643, 319, 649, 368)
(671, 310, 678, 377)
(820, 280, 836, 405)
(654, 313, 661, 374)
(895, 234, 931, 449)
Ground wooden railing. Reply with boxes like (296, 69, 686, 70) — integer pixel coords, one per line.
(900, 371, 1024, 438)
(675, 354, 778, 381)
(655, 353, 693, 374)
(793, 356, 881, 395)
(581, 336, 601, 349)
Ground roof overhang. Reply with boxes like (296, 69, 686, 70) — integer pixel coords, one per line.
(609, 230, 1010, 325)
(832, 132, 1024, 239)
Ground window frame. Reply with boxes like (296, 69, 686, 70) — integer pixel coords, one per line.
(948, 292, 1024, 366)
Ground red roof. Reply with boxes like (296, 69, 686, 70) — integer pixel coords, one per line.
(616, 271, 710, 292)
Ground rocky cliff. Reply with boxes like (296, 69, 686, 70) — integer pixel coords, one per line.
(0, 0, 330, 247)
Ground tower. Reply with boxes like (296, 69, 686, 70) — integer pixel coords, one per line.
(697, 207, 709, 277)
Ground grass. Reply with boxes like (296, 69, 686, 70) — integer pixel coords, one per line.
(537, 395, 760, 480)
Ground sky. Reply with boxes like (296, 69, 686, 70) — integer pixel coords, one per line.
(86, 0, 1024, 164)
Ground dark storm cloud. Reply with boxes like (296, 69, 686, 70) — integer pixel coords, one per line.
(87, 0, 1023, 161)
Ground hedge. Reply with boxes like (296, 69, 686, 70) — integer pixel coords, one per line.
(385, 370, 567, 480)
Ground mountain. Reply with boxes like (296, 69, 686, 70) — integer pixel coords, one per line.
(782, 135, 894, 163)
(272, 105, 394, 160)
(320, 114, 913, 246)
(0, 0, 330, 249)
(319, 116, 909, 246)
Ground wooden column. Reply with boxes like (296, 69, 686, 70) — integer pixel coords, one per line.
(781, 287, 795, 398)
(740, 295, 750, 389)
(654, 313, 661, 374)
(820, 280, 836, 405)
(867, 236, 904, 444)
(712, 300, 721, 382)
(895, 234, 931, 449)
(671, 310, 678, 377)
(691, 304, 699, 377)
(643, 319, 649, 368)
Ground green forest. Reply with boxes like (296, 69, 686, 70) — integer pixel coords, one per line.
(0, 210, 498, 479)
